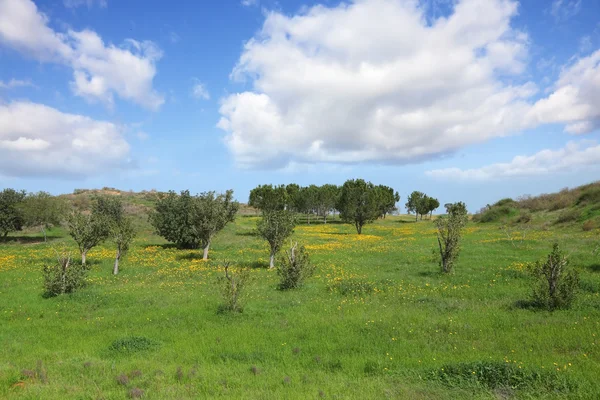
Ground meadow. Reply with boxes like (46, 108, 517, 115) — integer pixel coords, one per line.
(0, 214, 599, 399)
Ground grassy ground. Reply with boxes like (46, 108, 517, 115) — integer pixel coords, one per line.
(0, 215, 599, 399)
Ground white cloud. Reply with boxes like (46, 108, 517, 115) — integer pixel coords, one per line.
(527, 50, 600, 134)
(426, 141, 600, 181)
(0, 0, 163, 110)
(218, 0, 536, 169)
(550, 0, 581, 21)
(63, 0, 107, 9)
(0, 78, 35, 89)
(191, 79, 210, 100)
(0, 101, 131, 178)
(241, 0, 258, 6)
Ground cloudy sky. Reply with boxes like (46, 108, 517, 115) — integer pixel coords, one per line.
(1, 0, 599, 211)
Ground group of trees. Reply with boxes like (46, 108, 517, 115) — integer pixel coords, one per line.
(249, 180, 400, 234)
(405, 191, 440, 221)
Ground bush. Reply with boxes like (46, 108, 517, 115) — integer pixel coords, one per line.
(576, 187, 600, 206)
(217, 263, 250, 313)
(436, 202, 468, 273)
(494, 198, 514, 207)
(478, 205, 515, 223)
(582, 220, 596, 231)
(42, 252, 86, 297)
(277, 243, 316, 290)
(556, 209, 580, 224)
(515, 211, 532, 224)
(529, 243, 579, 310)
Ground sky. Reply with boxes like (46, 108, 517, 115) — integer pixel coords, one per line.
(0, 0, 599, 212)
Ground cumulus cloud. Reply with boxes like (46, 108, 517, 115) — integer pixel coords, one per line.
(191, 80, 210, 100)
(426, 141, 600, 181)
(0, 0, 163, 110)
(218, 0, 600, 169)
(527, 50, 600, 134)
(0, 101, 131, 178)
(218, 0, 537, 168)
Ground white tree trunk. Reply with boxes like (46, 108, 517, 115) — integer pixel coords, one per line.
(269, 253, 275, 269)
(113, 250, 120, 275)
(81, 250, 87, 265)
(203, 242, 210, 260)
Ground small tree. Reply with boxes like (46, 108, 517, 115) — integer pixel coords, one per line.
(217, 262, 250, 313)
(150, 190, 199, 249)
(337, 179, 380, 234)
(0, 188, 26, 237)
(277, 242, 316, 290)
(316, 184, 340, 223)
(374, 185, 400, 219)
(435, 202, 468, 273)
(43, 250, 86, 297)
(530, 243, 579, 310)
(21, 192, 68, 241)
(248, 184, 289, 212)
(257, 210, 296, 268)
(68, 212, 110, 265)
(193, 190, 239, 260)
(426, 197, 440, 219)
(110, 217, 136, 275)
(405, 191, 425, 221)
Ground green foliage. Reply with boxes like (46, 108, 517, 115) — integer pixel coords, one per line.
(337, 179, 380, 234)
(92, 195, 125, 225)
(20, 192, 68, 240)
(556, 208, 581, 224)
(529, 243, 579, 310)
(42, 251, 86, 297)
(276, 243, 315, 290)
(150, 190, 239, 251)
(576, 187, 600, 206)
(68, 211, 110, 264)
(248, 184, 289, 212)
(217, 263, 250, 313)
(315, 184, 340, 222)
(329, 279, 375, 296)
(477, 205, 516, 223)
(431, 361, 574, 392)
(110, 216, 136, 275)
(257, 210, 296, 268)
(373, 185, 400, 218)
(494, 198, 515, 207)
(0, 188, 26, 237)
(435, 202, 468, 273)
(405, 191, 425, 220)
(109, 337, 160, 353)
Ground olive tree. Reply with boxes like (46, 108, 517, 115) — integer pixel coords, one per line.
(193, 190, 239, 260)
(316, 184, 340, 223)
(405, 191, 425, 221)
(67, 212, 110, 265)
(248, 184, 288, 212)
(21, 192, 68, 241)
(435, 202, 468, 273)
(374, 185, 400, 219)
(110, 217, 136, 275)
(0, 188, 26, 238)
(257, 210, 296, 269)
(337, 179, 379, 234)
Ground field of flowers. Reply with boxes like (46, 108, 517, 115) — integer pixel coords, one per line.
(0, 216, 599, 399)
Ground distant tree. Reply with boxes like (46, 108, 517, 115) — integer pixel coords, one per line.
(21, 192, 68, 241)
(285, 184, 302, 212)
(315, 184, 339, 223)
(92, 195, 124, 225)
(337, 179, 379, 234)
(0, 188, 26, 237)
(405, 191, 425, 221)
(110, 217, 136, 275)
(248, 184, 288, 212)
(374, 185, 400, 219)
(427, 197, 440, 219)
(68, 211, 110, 265)
(300, 185, 319, 224)
(435, 202, 468, 273)
(193, 190, 239, 260)
(257, 210, 296, 269)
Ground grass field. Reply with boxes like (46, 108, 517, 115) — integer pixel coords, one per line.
(1, 214, 599, 399)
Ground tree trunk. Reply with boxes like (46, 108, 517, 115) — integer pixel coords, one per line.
(415, 213, 418, 222)
(203, 241, 210, 260)
(307, 213, 310, 224)
(437, 235, 446, 273)
(356, 222, 362, 235)
(81, 250, 87, 266)
(269, 252, 275, 269)
(113, 250, 120, 275)
(324, 214, 327, 224)
(42, 228, 47, 242)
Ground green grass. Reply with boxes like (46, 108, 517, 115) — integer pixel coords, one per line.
(0, 216, 599, 399)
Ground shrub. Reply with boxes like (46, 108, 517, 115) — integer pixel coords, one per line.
(43, 251, 86, 297)
(435, 202, 468, 273)
(217, 262, 250, 313)
(494, 198, 514, 207)
(515, 211, 532, 224)
(576, 187, 600, 206)
(477, 205, 515, 223)
(529, 243, 579, 310)
(556, 209, 580, 224)
(277, 243, 316, 290)
(582, 220, 595, 231)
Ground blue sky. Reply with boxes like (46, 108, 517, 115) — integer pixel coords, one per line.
(1, 0, 599, 212)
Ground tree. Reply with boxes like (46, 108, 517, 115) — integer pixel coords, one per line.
(374, 185, 400, 219)
(316, 184, 340, 223)
(248, 184, 288, 212)
(68, 212, 110, 265)
(530, 243, 579, 310)
(0, 188, 26, 237)
(337, 179, 379, 234)
(435, 202, 468, 273)
(427, 197, 440, 219)
(257, 210, 296, 269)
(110, 217, 136, 275)
(405, 191, 425, 221)
(21, 192, 68, 241)
(150, 190, 239, 253)
(285, 184, 302, 212)
(193, 190, 239, 260)
(277, 242, 316, 289)
(92, 195, 124, 225)
(300, 185, 319, 224)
